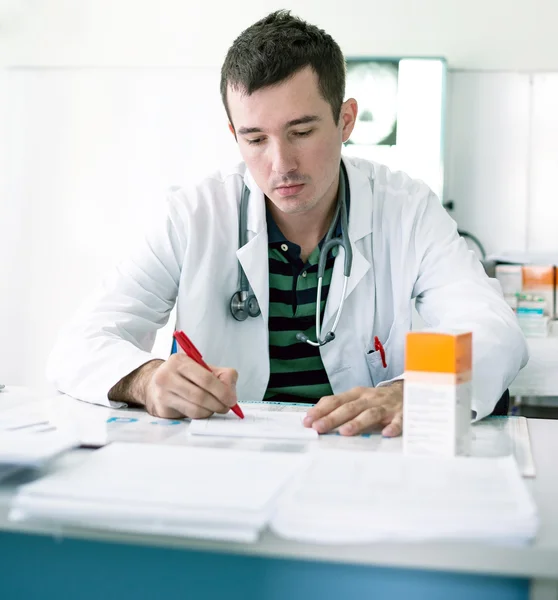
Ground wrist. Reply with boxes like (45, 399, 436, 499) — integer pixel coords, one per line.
(108, 359, 164, 406)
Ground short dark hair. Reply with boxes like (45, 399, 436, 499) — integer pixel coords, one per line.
(221, 10, 346, 127)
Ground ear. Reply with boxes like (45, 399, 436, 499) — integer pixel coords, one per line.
(228, 122, 237, 141)
(339, 98, 358, 143)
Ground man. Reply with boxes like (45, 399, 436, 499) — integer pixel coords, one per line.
(47, 10, 528, 437)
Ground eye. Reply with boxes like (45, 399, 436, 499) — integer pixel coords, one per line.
(246, 137, 264, 146)
(293, 129, 313, 137)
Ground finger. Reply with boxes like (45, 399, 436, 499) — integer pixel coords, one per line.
(166, 391, 214, 419)
(170, 373, 232, 414)
(148, 390, 213, 420)
(146, 396, 183, 419)
(382, 411, 403, 438)
(338, 406, 388, 436)
(311, 397, 373, 434)
(303, 388, 362, 427)
(174, 359, 237, 408)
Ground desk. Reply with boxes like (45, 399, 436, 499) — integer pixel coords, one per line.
(0, 406, 557, 598)
(510, 324, 558, 399)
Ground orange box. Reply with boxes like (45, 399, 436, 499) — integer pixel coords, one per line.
(405, 331, 472, 375)
(522, 265, 555, 317)
(403, 331, 472, 457)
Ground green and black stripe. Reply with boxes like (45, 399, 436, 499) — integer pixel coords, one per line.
(264, 164, 349, 404)
(265, 243, 337, 403)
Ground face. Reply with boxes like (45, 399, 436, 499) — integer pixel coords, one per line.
(227, 67, 357, 216)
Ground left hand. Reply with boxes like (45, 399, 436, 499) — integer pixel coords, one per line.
(302, 381, 404, 437)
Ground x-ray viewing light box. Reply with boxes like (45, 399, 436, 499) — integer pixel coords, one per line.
(343, 57, 446, 202)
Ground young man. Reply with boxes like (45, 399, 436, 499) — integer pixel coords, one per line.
(47, 11, 527, 437)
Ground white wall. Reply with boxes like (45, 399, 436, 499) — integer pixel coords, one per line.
(446, 72, 558, 256)
(1, 0, 558, 70)
(444, 72, 531, 255)
(1, 67, 241, 388)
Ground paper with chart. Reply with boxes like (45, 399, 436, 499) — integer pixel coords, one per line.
(188, 409, 318, 440)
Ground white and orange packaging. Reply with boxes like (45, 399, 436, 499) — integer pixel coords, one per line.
(522, 265, 555, 318)
(403, 331, 472, 457)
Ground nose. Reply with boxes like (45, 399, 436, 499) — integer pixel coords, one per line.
(270, 139, 297, 176)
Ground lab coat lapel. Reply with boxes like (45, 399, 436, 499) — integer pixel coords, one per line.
(236, 170, 269, 324)
(322, 158, 374, 330)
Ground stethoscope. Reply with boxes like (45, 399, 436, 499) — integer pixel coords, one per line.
(230, 165, 353, 347)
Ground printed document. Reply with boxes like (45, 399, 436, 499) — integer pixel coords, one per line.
(188, 410, 318, 440)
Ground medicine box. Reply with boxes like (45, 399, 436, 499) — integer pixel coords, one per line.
(495, 264, 555, 318)
(403, 331, 472, 458)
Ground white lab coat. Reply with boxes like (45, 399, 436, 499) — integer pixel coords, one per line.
(47, 156, 528, 420)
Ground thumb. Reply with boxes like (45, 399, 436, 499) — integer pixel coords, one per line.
(212, 367, 238, 399)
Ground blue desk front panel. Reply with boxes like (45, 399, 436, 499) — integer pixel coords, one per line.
(0, 531, 529, 600)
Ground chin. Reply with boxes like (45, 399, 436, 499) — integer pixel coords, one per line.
(274, 199, 312, 215)
(271, 192, 317, 214)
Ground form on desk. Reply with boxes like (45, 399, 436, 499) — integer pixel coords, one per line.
(1, 396, 536, 476)
(188, 410, 318, 440)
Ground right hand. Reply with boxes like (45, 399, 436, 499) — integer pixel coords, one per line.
(143, 354, 238, 420)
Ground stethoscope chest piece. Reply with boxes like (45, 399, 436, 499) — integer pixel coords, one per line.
(230, 290, 261, 321)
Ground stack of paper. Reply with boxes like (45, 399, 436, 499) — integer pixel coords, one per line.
(270, 451, 538, 545)
(10, 442, 311, 543)
(0, 431, 78, 482)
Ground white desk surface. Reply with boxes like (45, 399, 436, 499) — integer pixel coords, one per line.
(511, 324, 558, 397)
(0, 393, 557, 580)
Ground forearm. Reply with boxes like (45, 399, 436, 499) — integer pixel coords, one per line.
(108, 359, 164, 406)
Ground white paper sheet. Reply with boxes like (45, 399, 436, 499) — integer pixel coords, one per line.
(11, 442, 312, 543)
(0, 430, 78, 468)
(188, 410, 318, 440)
(271, 451, 538, 545)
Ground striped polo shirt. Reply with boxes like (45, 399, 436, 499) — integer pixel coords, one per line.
(265, 168, 349, 404)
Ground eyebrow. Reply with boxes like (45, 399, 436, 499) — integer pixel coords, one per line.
(237, 115, 321, 136)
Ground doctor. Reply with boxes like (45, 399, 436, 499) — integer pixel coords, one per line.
(47, 10, 528, 437)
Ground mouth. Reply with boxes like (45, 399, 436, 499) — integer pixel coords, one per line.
(275, 184, 305, 198)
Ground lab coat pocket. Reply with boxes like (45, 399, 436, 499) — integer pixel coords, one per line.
(364, 324, 397, 387)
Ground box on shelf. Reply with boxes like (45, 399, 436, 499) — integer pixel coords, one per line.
(495, 264, 555, 320)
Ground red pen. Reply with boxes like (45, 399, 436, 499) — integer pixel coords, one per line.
(374, 336, 387, 369)
(173, 331, 244, 419)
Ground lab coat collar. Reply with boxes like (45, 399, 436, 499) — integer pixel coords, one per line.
(237, 168, 269, 325)
(341, 155, 375, 243)
(243, 168, 267, 235)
